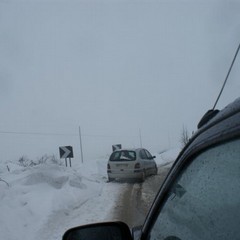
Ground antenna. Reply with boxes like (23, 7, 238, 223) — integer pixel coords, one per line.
(213, 43, 240, 110)
(198, 43, 240, 129)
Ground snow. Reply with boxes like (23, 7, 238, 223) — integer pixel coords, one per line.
(0, 148, 179, 240)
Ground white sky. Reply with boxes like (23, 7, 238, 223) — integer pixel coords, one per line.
(0, 0, 240, 161)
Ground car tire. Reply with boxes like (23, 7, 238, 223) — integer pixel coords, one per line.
(108, 177, 115, 182)
(141, 170, 146, 182)
(153, 166, 158, 175)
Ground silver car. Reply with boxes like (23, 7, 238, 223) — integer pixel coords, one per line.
(107, 148, 158, 182)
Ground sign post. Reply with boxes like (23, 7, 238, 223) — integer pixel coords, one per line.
(59, 146, 74, 167)
(79, 126, 84, 163)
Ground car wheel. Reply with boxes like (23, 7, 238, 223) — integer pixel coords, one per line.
(141, 170, 146, 182)
(153, 166, 158, 175)
(108, 177, 115, 182)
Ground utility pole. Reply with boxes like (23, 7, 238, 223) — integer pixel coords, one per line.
(79, 126, 84, 163)
(139, 128, 143, 148)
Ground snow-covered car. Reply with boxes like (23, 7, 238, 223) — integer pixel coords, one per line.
(107, 148, 158, 182)
(63, 97, 240, 240)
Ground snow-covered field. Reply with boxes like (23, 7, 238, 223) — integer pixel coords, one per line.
(0, 148, 179, 240)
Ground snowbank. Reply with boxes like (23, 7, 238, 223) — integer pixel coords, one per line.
(155, 148, 180, 167)
(0, 148, 179, 240)
(0, 160, 106, 240)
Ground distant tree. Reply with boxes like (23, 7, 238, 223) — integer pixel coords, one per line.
(18, 154, 61, 167)
(18, 156, 29, 167)
(180, 125, 190, 148)
(18, 156, 34, 167)
(37, 154, 60, 165)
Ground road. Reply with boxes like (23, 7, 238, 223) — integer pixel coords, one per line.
(110, 163, 173, 228)
(36, 162, 173, 240)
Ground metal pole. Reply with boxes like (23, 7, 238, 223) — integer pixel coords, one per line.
(79, 126, 84, 163)
(139, 129, 143, 148)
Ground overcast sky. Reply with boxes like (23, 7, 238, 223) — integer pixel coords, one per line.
(0, 0, 240, 162)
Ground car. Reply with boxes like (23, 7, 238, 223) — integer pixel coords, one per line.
(107, 148, 158, 182)
(62, 97, 240, 240)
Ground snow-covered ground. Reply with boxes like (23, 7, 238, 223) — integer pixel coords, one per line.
(0, 148, 180, 240)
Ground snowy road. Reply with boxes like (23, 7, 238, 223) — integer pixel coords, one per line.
(37, 163, 172, 240)
(110, 163, 172, 228)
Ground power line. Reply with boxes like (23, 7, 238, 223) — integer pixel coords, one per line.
(0, 130, 138, 138)
(82, 134, 138, 138)
(0, 130, 77, 136)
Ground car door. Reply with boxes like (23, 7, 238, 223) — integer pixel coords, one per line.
(142, 137, 240, 240)
(144, 149, 155, 174)
(139, 149, 149, 175)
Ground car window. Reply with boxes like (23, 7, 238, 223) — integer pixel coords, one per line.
(139, 150, 148, 159)
(145, 150, 152, 159)
(110, 150, 136, 161)
(148, 138, 240, 240)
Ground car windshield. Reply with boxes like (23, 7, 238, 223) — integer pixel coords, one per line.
(149, 138, 240, 240)
(110, 151, 136, 161)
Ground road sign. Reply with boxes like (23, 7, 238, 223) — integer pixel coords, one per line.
(59, 146, 74, 159)
(112, 144, 122, 152)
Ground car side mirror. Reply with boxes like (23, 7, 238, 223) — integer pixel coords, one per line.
(62, 221, 133, 240)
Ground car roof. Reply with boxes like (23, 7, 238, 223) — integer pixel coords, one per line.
(179, 97, 240, 159)
(112, 148, 143, 152)
(198, 97, 240, 130)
